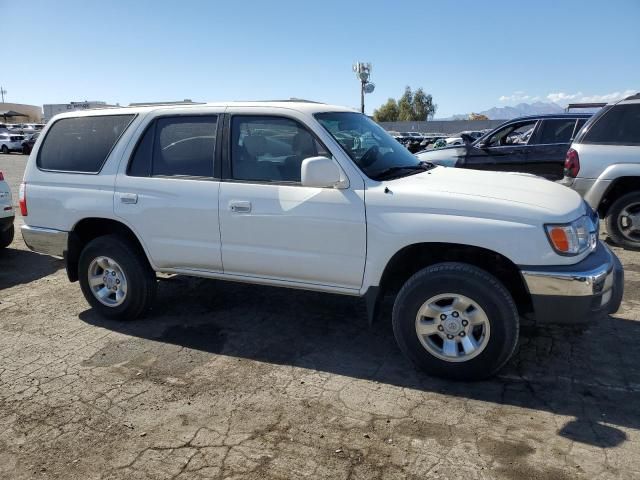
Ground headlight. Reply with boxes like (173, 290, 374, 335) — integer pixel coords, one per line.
(545, 215, 598, 256)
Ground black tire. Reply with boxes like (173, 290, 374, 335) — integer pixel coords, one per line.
(0, 224, 14, 248)
(1, 145, 8, 154)
(605, 191, 640, 250)
(78, 234, 156, 320)
(392, 262, 519, 381)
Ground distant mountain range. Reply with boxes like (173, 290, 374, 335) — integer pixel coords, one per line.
(444, 102, 565, 120)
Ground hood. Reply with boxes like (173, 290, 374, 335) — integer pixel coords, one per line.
(416, 146, 468, 166)
(382, 166, 585, 224)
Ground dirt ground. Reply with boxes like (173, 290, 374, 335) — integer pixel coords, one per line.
(1, 153, 639, 480)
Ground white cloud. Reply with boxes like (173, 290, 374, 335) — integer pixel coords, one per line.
(499, 92, 531, 102)
(547, 89, 636, 105)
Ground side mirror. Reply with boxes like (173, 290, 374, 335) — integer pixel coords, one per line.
(301, 156, 343, 188)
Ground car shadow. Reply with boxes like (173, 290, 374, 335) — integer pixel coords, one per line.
(0, 247, 64, 290)
(79, 275, 639, 448)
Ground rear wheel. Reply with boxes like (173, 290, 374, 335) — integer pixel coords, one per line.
(392, 262, 519, 380)
(78, 235, 156, 320)
(0, 224, 14, 248)
(605, 191, 640, 249)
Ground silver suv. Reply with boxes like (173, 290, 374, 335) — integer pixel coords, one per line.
(562, 93, 640, 249)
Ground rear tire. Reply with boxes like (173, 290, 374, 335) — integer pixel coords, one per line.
(392, 262, 519, 381)
(605, 191, 640, 250)
(78, 234, 156, 320)
(0, 224, 14, 248)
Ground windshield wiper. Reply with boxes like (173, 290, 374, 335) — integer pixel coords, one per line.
(372, 161, 435, 180)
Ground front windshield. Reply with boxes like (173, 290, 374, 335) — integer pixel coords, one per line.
(315, 112, 426, 180)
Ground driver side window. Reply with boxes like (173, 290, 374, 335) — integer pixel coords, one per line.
(230, 116, 328, 183)
(486, 120, 537, 147)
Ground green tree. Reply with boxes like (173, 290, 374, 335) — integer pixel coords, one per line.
(373, 86, 437, 122)
(412, 88, 437, 121)
(372, 98, 399, 122)
(397, 86, 414, 121)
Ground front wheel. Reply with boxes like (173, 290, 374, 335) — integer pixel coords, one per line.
(78, 234, 157, 320)
(605, 191, 640, 250)
(392, 262, 519, 381)
(1, 145, 8, 154)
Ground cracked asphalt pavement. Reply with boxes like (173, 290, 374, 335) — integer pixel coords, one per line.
(1, 153, 639, 479)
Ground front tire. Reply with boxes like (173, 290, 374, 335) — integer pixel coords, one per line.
(392, 262, 519, 381)
(1, 145, 8, 154)
(0, 224, 14, 248)
(605, 191, 640, 250)
(78, 235, 156, 320)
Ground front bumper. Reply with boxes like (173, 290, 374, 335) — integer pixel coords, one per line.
(520, 242, 624, 324)
(21, 225, 68, 258)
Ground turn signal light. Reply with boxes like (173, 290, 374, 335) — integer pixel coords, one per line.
(548, 227, 570, 253)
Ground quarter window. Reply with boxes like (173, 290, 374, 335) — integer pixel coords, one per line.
(582, 104, 640, 146)
(38, 115, 134, 172)
(128, 116, 217, 178)
(230, 116, 327, 183)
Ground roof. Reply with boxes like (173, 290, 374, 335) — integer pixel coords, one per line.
(499, 113, 593, 122)
(46, 100, 357, 122)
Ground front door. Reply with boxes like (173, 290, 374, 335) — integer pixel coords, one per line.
(218, 113, 366, 290)
(465, 119, 538, 174)
(115, 112, 223, 271)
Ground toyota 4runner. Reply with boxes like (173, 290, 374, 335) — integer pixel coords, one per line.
(21, 101, 624, 380)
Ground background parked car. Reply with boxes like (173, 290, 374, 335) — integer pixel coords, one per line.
(22, 132, 40, 155)
(562, 93, 640, 248)
(416, 113, 591, 180)
(0, 170, 15, 248)
(0, 132, 26, 154)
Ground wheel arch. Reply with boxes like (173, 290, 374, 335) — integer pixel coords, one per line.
(597, 176, 640, 218)
(67, 217, 154, 282)
(376, 242, 532, 317)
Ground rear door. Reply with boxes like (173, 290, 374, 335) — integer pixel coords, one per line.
(114, 109, 224, 271)
(525, 118, 578, 180)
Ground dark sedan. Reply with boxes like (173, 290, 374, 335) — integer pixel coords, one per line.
(22, 132, 40, 155)
(416, 113, 592, 180)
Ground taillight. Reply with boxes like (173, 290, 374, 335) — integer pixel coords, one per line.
(19, 182, 27, 216)
(0, 171, 4, 181)
(564, 148, 580, 178)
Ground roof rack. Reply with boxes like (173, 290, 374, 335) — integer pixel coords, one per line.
(128, 100, 204, 107)
(565, 102, 607, 112)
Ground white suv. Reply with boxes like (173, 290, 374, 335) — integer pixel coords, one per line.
(562, 94, 640, 249)
(0, 171, 15, 247)
(20, 101, 623, 380)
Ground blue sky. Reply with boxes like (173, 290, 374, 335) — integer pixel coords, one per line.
(4, 0, 639, 117)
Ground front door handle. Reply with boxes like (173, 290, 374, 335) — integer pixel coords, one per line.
(229, 200, 251, 213)
(119, 193, 138, 204)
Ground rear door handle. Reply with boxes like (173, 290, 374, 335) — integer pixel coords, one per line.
(229, 200, 251, 213)
(119, 193, 138, 204)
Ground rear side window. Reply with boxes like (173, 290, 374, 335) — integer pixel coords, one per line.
(128, 115, 217, 178)
(580, 104, 640, 146)
(534, 119, 577, 144)
(37, 115, 134, 172)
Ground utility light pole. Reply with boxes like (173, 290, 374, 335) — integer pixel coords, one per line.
(352, 63, 375, 114)
(0, 86, 6, 103)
